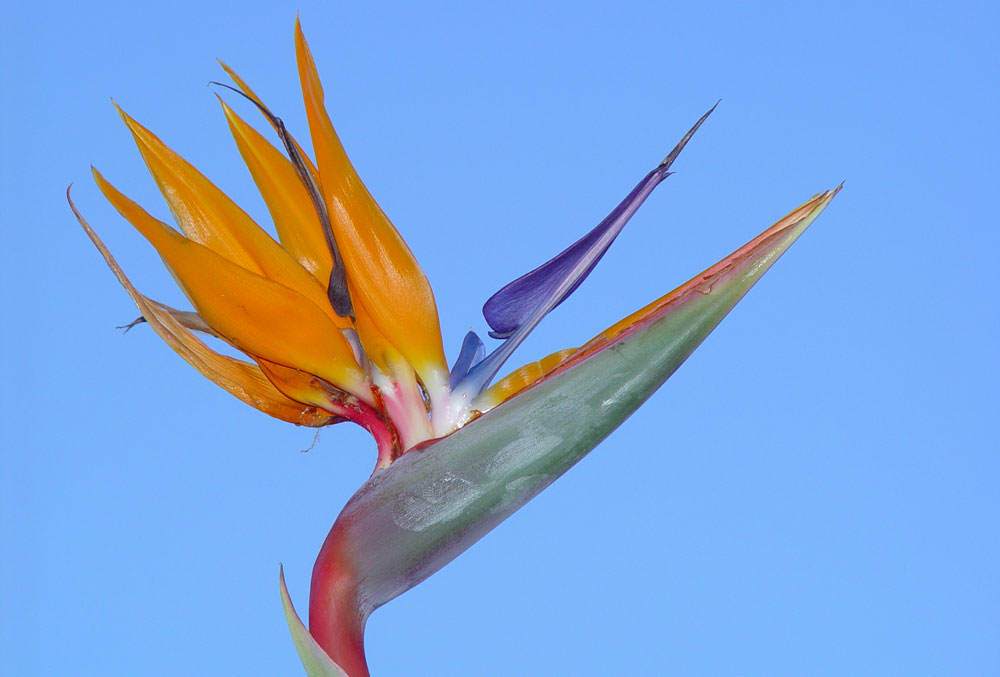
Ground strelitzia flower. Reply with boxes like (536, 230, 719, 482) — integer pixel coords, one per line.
(71, 19, 839, 676)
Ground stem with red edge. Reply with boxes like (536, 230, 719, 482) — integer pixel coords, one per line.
(309, 517, 370, 677)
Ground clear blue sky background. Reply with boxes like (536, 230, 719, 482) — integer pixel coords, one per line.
(2, 1, 998, 675)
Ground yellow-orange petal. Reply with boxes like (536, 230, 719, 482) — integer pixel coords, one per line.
(217, 60, 321, 181)
(479, 348, 578, 408)
(220, 98, 334, 283)
(294, 20, 448, 384)
(115, 105, 349, 329)
(92, 169, 371, 403)
(349, 296, 406, 373)
(255, 358, 349, 412)
(69, 188, 334, 427)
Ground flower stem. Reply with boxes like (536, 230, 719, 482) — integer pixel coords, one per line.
(309, 520, 370, 677)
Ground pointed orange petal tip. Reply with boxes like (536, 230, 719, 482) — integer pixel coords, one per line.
(217, 96, 334, 283)
(294, 19, 449, 392)
(216, 59, 264, 108)
(114, 104, 351, 329)
(216, 59, 322, 181)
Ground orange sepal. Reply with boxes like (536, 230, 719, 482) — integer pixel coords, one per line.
(480, 348, 578, 408)
(115, 105, 348, 329)
(294, 20, 448, 384)
(217, 60, 321, 181)
(92, 169, 371, 403)
(255, 358, 355, 413)
(69, 188, 334, 427)
(219, 98, 333, 284)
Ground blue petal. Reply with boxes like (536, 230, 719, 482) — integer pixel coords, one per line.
(455, 103, 719, 398)
(482, 101, 718, 340)
(449, 331, 485, 387)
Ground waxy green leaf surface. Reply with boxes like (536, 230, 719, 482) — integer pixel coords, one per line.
(297, 188, 839, 675)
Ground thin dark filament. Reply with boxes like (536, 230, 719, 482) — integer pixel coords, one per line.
(210, 81, 355, 319)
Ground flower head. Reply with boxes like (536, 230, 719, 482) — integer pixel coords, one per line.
(72, 19, 838, 676)
(70, 20, 718, 465)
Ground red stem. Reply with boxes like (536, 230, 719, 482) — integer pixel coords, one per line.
(309, 517, 370, 676)
(307, 392, 397, 674)
(329, 389, 400, 470)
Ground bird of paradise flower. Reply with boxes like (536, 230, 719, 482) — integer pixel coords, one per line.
(69, 19, 839, 676)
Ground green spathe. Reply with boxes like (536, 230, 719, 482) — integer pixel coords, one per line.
(287, 188, 839, 675)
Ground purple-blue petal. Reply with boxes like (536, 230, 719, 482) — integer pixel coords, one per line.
(449, 331, 485, 387)
(454, 103, 719, 399)
(482, 101, 719, 340)
(483, 167, 669, 338)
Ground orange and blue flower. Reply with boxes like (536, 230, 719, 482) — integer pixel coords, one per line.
(72, 19, 839, 676)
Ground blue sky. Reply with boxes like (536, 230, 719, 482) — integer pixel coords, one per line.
(2, 1, 998, 674)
